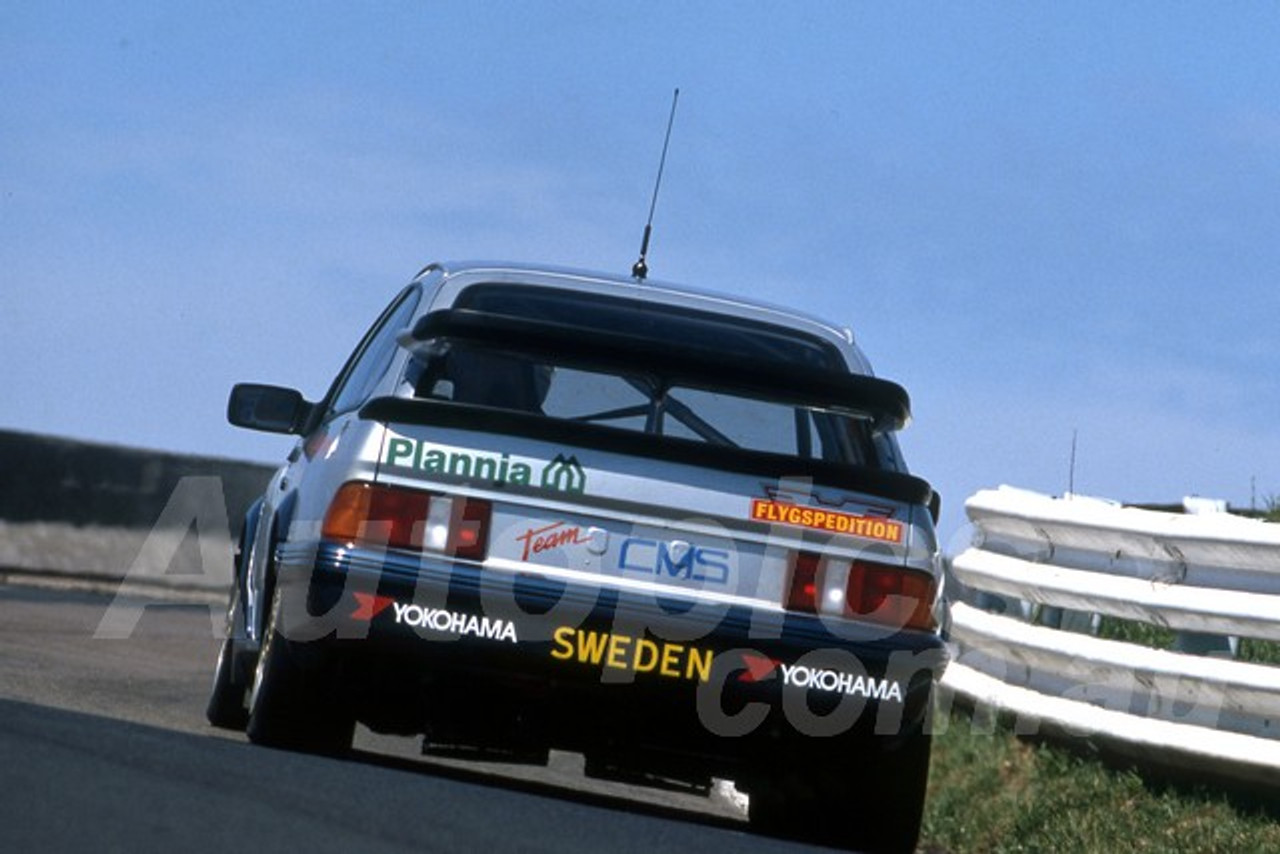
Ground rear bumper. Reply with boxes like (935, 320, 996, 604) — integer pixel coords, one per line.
(272, 539, 948, 772)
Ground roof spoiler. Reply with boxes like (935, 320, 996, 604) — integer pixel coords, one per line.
(399, 308, 912, 431)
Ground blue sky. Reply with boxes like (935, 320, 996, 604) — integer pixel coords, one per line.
(4, 2, 1278, 542)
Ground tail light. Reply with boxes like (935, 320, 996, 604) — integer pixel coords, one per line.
(786, 551, 822, 612)
(845, 560, 936, 631)
(786, 550, 937, 632)
(322, 481, 491, 561)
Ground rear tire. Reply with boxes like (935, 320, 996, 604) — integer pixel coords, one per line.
(747, 730, 932, 853)
(245, 589, 354, 755)
(207, 523, 254, 731)
(206, 636, 250, 730)
(852, 730, 931, 853)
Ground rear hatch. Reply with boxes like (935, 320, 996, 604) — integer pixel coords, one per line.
(359, 279, 938, 625)
(369, 419, 931, 612)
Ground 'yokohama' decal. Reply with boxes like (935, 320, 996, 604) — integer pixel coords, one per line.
(350, 593, 517, 643)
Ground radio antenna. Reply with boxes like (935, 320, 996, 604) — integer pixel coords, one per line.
(1067, 428, 1078, 498)
(632, 88, 680, 282)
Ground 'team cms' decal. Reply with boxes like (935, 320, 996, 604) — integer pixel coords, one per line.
(749, 499, 903, 544)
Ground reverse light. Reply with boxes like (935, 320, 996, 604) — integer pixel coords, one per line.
(322, 481, 491, 560)
(785, 550, 937, 632)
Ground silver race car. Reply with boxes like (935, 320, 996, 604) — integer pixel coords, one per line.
(207, 261, 947, 852)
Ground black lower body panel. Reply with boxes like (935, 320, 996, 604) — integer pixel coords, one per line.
(271, 540, 948, 781)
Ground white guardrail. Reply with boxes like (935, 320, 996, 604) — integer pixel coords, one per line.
(939, 486, 1280, 785)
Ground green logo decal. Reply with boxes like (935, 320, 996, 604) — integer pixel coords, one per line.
(540, 454, 586, 494)
(384, 437, 587, 494)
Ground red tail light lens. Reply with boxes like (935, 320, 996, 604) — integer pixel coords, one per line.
(322, 481, 490, 560)
(786, 551, 822, 612)
(847, 561, 937, 632)
(784, 550, 937, 632)
(451, 496, 491, 561)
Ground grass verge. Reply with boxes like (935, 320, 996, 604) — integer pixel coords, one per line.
(919, 710, 1280, 852)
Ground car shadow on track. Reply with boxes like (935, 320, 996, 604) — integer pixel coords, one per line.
(0, 698, 825, 853)
(343, 741, 750, 834)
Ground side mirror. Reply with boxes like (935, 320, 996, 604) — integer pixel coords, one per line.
(928, 491, 942, 525)
(227, 384, 312, 434)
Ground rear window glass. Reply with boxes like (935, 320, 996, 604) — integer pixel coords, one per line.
(407, 340, 875, 465)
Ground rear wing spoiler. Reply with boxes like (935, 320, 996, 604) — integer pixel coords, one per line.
(398, 308, 912, 431)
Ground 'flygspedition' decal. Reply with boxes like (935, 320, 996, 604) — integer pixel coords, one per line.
(382, 435, 587, 494)
(749, 499, 903, 544)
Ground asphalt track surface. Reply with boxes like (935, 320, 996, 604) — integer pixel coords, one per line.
(0, 584, 831, 853)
